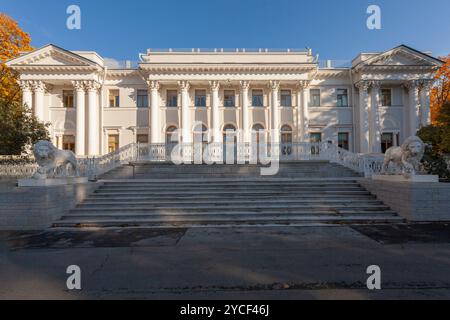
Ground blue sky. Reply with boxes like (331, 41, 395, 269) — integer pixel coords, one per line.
(1, 0, 449, 62)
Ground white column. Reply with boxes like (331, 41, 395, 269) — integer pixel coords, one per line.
(300, 80, 311, 142)
(298, 80, 310, 142)
(179, 81, 191, 143)
(210, 81, 221, 143)
(72, 81, 86, 156)
(32, 81, 45, 122)
(269, 81, 280, 145)
(240, 81, 250, 143)
(356, 81, 370, 153)
(370, 81, 382, 153)
(407, 80, 420, 136)
(420, 81, 432, 127)
(87, 81, 100, 156)
(19, 81, 33, 110)
(149, 81, 161, 143)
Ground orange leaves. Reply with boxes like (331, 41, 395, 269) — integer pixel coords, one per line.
(0, 13, 33, 62)
(0, 13, 33, 103)
(431, 55, 450, 125)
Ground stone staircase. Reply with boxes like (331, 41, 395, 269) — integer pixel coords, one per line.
(53, 162, 402, 228)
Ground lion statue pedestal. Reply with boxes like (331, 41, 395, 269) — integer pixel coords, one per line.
(18, 140, 88, 187)
(371, 136, 439, 183)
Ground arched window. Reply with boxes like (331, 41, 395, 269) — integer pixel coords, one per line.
(166, 126, 178, 144)
(193, 124, 208, 143)
(281, 125, 293, 144)
(251, 124, 265, 144)
(223, 124, 236, 143)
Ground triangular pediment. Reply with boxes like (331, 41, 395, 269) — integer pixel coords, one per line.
(364, 45, 442, 67)
(6, 44, 98, 67)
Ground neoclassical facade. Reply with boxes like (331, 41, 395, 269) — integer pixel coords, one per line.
(6, 44, 443, 156)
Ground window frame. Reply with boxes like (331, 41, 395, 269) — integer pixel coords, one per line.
(224, 90, 236, 107)
(336, 89, 348, 107)
(108, 89, 120, 108)
(381, 88, 392, 107)
(280, 90, 292, 108)
(62, 90, 74, 108)
(136, 90, 148, 108)
(310, 89, 321, 107)
(166, 90, 178, 108)
(338, 132, 350, 150)
(252, 89, 264, 107)
(195, 89, 207, 107)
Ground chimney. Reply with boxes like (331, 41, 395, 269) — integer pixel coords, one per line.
(325, 60, 332, 68)
(125, 60, 132, 69)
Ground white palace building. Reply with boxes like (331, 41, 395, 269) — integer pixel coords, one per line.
(6, 44, 444, 158)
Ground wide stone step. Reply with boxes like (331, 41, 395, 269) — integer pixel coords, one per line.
(96, 187, 366, 193)
(53, 215, 403, 228)
(87, 194, 378, 201)
(101, 181, 361, 187)
(69, 206, 395, 215)
(92, 190, 373, 196)
(75, 202, 390, 210)
(81, 198, 383, 205)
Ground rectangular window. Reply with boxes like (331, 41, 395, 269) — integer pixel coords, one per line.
(62, 135, 75, 152)
(195, 90, 206, 107)
(381, 89, 392, 107)
(310, 132, 322, 143)
(252, 90, 264, 107)
(338, 132, 350, 150)
(337, 89, 348, 107)
(137, 90, 148, 108)
(109, 90, 120, 108)
(310, 89, 321, 107)
(310, 132, 322, 155)
(137, 134, 149, 144)
(63, 91, 74, 108)
(381, 132, 394, 154)
(224, 90, 235, 107)
(108, 134, 119, 153)
(280, 90, 292, 107)
(167, 90, 178, 107)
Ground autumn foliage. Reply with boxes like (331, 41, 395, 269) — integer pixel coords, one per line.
(430, 55, 450, 125)
(0, 13, 33, 103)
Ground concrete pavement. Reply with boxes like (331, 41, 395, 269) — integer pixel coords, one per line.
(1, 224, 450, 299)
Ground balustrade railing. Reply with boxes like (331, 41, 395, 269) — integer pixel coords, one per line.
(0, 142, 386, 179)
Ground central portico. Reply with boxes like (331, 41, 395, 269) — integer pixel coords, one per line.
(6, 44, 443, 157)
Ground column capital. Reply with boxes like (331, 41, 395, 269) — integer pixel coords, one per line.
(369, 80, 381, 89)
(417, 79, 433, 90)
(297, 80, 311, 89)
(72, 80, 86, 92)
(403, 80, 421, 90)
(239, 81, 250, 91)
(178, 80, 190, 91)
(269, 80, 280, 91)
(31, 80, 46, 92)
(355, 81, 370, 91)
(85, 81, 101, 92)
(18, 80, 32, 91)
(209, 81, 220, 92)
(147, 80, 160, 91)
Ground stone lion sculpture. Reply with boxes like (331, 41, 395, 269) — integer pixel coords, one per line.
(32, 140, 78, 179)
(382, 136, 425, 177)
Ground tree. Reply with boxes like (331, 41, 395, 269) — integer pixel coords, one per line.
(431, 55, 450, 125)
(0, 97, 49, 155)
(0, 14, 48, 155)
(0, 13, 33, 103)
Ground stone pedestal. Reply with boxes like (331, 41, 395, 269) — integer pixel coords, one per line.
(372, 174, 439, 183)
(361, 178, 450, 221)
(18, 177, 88, 188)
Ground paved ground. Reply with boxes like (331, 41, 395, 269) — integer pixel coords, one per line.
(1, 224, 450, 300)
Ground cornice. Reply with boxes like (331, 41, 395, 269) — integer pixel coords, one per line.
(139, 64, 317, 73)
